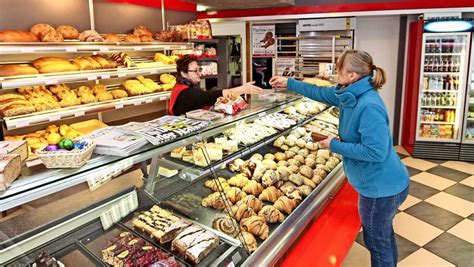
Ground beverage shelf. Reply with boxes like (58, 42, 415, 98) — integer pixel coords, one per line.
(424, 53, 462, 56)
(424, 72, 460, 75)
(419, 121, 456, 125)
(422, 90, 459, 93)
(420, 106, 457, 109)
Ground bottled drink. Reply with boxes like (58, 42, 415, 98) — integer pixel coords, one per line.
(433, 57, 439, 72)
(448, 58, 453, 72)
(424, 58, 430, 72)
(439, 109, 445, 121)
(437, 76, 443, 90)
(453, 59, 460, 72)
(445, 75, 452, 90)
(443, 57, 449, 72)
(423, 76, 429, 90)
(441, 93, 446, 106)
(453, 76, 459, 90)
(452, 94, 457, 106)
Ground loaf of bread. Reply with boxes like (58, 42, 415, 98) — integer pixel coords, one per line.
(0, 154, 22, 191)
(78, 30, 103, 42)
(125, 34, 140, 42)
(91, 55, 113, 69)
(139, 35, 154, 42)
(30, 23, 54, 37)
(40, 29, 64, 42)
(73, 57, 93, 70)
(110, 89, 128, 99)
(56, 25, 79, 39)
(104, 33, 120, 42)
(32, 57, 79, 73)
(0, 65, 39, 76)
(0, 30, 39, 42)
(134, 25, 153, 37)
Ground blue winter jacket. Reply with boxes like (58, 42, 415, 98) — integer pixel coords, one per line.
(288, 76, 409, 198)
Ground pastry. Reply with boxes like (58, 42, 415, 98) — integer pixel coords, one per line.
(0, 30, 39, 42)
(125, 34, 141, 42)
(264, 153, 275, 161)
(297, 185, 313, 197)
(288, 146, 300, 154)
(136, 75, 160, 91)
(259, 186, 283, 203)
(33, 251, 62, 267)
(297, 148, 310, 157)
(30, 23, 55, 38)
(91, 55, 114, 69)
(251, 164, 267, 181)
(236, 195, 263, 213)
(305, 142, 318, 151)
(313, 168, 328, 179)
(280, 181, 297, 195)
(287, 158, 301, 167)
(56, 25, 79, 39)
(0, 65, 39, 76)
(227, 173, 249, 188)
(277, 160, 288, 167)
(202, 192, 228, 209)
(212, 217, 239, 238)
(171, 146, 186, 158)
(134, 25, 153, 37)
(83, 56, 102, 69)
(140, 35, 154, 42)
(305, 158, 317, 169)
(250, 153, 263, 162)
(285, 151, 296, 159)
(73, 57, 93, 70)
(228, 158, 245, 172)
(295, 139, 306, 148)
(312, 175, 324, 185)
(273, 136, 285, 148)
(286, 190, 302, 205)
(110, 89, 128, 99)
(262, 159, 277, 170)
(303, 176, 317, 189)
(230, 203, 256, 222)
(104, 33, 121, 42)
(78, 30, 104, 42)
(274, 152, 287, 161)
(240, 231, 258, 253)
(289, 174, 304, 186)
(280, 144, 289, 151)
(326, 160, 336, 170)
(299, 165, 313, 178)
(276, 166, 290, 181)
(240, 215, 269, 240)
(225, 187, 247, 204)
(273, 196, 296, 215)
(182, 150, 194, 163)
(242, 180, 264, 196)
(261, 169, 279, 188)
(316, 157, 327, 165)
(258, 205, 285, 223)
(294, 155, 305, 164)
(171, 225, 219, 264)
(32, 57, 79, 73)
(204, 177, 229, 192)
(317, 149, 331, 160)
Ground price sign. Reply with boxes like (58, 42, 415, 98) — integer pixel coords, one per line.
(100, 47, 109, 52)
(145, 98, 153, 104)
(21, 48, 35, 53)
(49, 114, 61, 122)
(134, 46, 143, 51)
(87, 76, 97, 81)
(46, 79, 58, 85)
(159, 96, 167, 101)
(115, 103, 124, 109)
(66, 47, 77, 52)
(101, 74, 110, 79)
(74, 111, 85, 117)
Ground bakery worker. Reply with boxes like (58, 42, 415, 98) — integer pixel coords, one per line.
(169, 55, 263, 115)
(270, 50, 409, 267)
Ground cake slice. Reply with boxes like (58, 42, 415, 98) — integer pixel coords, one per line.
(171, 225, 219, 264)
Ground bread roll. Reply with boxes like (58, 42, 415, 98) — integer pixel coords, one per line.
(56, 25, 79, 39)
(30, 23, 55, 38)
(110, 89, 128, 99)
(91, 55, 112, 69)
(104, 33, 120, 42)
(32, 57, 69, 68)
(134, 25, 153, 37)
(83, 57, 102, 69)
(40, 29, 64, 42)
(125, 34, 141, 42)
(0, 65, 39, 76)
(36, 62, 79, 73)
(0, 30, 39, 42)
(139, 35, 154, 42)
(73, 57, 93, 70)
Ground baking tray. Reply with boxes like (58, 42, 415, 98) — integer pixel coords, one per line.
(78, 223, 189, 267)
(51, 243, 104, 267)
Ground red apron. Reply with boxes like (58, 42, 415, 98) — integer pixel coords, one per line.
(168, 83, 212, 115)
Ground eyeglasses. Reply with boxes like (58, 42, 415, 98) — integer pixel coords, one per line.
(188, 67, 203, 73)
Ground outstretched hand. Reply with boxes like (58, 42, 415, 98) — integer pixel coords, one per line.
(269, 76, 288, 89)
(241, 81, 263, 95)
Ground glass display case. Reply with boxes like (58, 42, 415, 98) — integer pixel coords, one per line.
(0, 39, 345, 266)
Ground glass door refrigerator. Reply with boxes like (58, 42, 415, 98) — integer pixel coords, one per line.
(460, 37, 474, 161)
(402, 20, 473, 160)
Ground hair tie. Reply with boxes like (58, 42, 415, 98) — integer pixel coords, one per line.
(372, 65, 377, 71)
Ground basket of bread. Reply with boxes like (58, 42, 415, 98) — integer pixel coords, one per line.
(36, 138, 95, 168)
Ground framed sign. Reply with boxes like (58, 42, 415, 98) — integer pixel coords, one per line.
(252, 24, 275, 57)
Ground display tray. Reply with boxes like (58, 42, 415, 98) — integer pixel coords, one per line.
(48, 243, 103, 267)
(119, 209, 238, 267)
(78, 223, 189, 267)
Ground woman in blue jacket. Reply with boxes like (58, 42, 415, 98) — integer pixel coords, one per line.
(270, 50, 409, 267)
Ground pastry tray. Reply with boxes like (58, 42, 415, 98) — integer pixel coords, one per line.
(78, 222, 190, 267)
(46, 243, 104, 267)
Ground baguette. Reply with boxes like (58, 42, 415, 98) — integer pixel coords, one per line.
(84, 57, 102, 69)
(36, 63, 79, 73)
(91, 55, 112, 69)
(0, 30, 39, 42)
(2, 105, 36, 117)
(0, 94, 26, 104)
(32, 57, 70, 69)
(73, 57, 93, 70)
(0, 65, 39, 77)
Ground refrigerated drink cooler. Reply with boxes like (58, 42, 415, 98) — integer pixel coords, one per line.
(402, 20, 474, 161)
(460, 39, 474, 161)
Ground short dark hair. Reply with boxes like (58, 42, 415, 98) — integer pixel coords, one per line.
(176, 55, 199, 77)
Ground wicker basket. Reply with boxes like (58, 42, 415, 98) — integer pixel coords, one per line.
(36, 140, 96, 169)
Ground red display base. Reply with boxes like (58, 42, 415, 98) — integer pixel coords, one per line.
(281, 180, 361, 267)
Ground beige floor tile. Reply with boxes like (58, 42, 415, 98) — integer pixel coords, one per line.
(342, 242, 371, 267)
(447, 219, 474, 244)
(399, 195, 422, 211)
(402, 157, 438, 171)
(460, 175, 474, 188)
(393, 212, 443, 246)
(395, 145, 410, 156)
(441, 161, 474, 175)
(410, 172, 456, 190)
(398, 248, 455, 267)
(426, 192, 474, 217)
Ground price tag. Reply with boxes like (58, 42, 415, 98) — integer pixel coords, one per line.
(49, 114, 61, 122)
(21, 47, 35, 53)
(87, 75, 97, 81)
(258, 112, 266, 118)
(66, 47, 77, 52)
(115, 103, 124, 109)
(92, 51, 98, 55)
(133, 101, 142, 106)
(101, 74, 110, 79)
(159, 96, 167, 101)
(118, 73, 126, 78)
(100, 47, 109, 52)
(163, 46, 171, 50)
(134, 46, 143, 51)
(145, 98, 153, 104)
(149, 70, 158, 75)
(46, 79, 58, 85)
(16, 120, 30, 128)
(86, 170, 113, 191)
(180, 46, 187, 49)
(74, 111, 85, 117)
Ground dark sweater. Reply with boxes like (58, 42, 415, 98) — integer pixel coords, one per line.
(172, 77, 223, 115)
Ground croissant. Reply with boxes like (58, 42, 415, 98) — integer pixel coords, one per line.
(228, 158, 245, 172)
(297, 185, 313, 197)
(240, 215, 269, 240)
(312, 174, 324, 185)
(239, 231, 258, 252)
(285, 190, 302, 205)
(276, 166, 290, 181)
(230, 203, 256, 222)
(258, 205, 285, 223)
(242, 180, 264, 196)
(280, 182, 297, 195)
(236, 195, 263, 213)
(204, 177, 230, 191)
(258, 186, 284, 203)
(212, 217, 239, 238)
(202, 192, 228, 209)
(261, 170, 280, 188)
(289, 173, 304, 186)
(274, 196, 296, 215)
(225, 187, 247, 204)
(227, 174, 250, 188)
(252, 164, 267, 181)
(302, 176, 316, 189)
(299, 165, 313, 178)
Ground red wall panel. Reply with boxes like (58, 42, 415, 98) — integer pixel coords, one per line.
(100, 0, 196, 12)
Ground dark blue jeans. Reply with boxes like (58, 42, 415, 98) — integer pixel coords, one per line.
(359, 186, 409, 267)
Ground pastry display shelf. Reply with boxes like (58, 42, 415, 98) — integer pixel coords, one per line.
(0, 92, 302, 212)
(3, 91, 171, 130)
(0, 42, 193, 54)
(0, 65, 177, 89)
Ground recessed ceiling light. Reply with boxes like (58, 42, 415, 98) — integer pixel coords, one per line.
(424, 20, 473, 32)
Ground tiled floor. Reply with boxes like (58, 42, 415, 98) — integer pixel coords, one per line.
(343, 146, 474, 267)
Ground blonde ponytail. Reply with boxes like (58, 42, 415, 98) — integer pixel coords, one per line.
(337, 50, 386, 90)
(372, 66, 386, 89)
